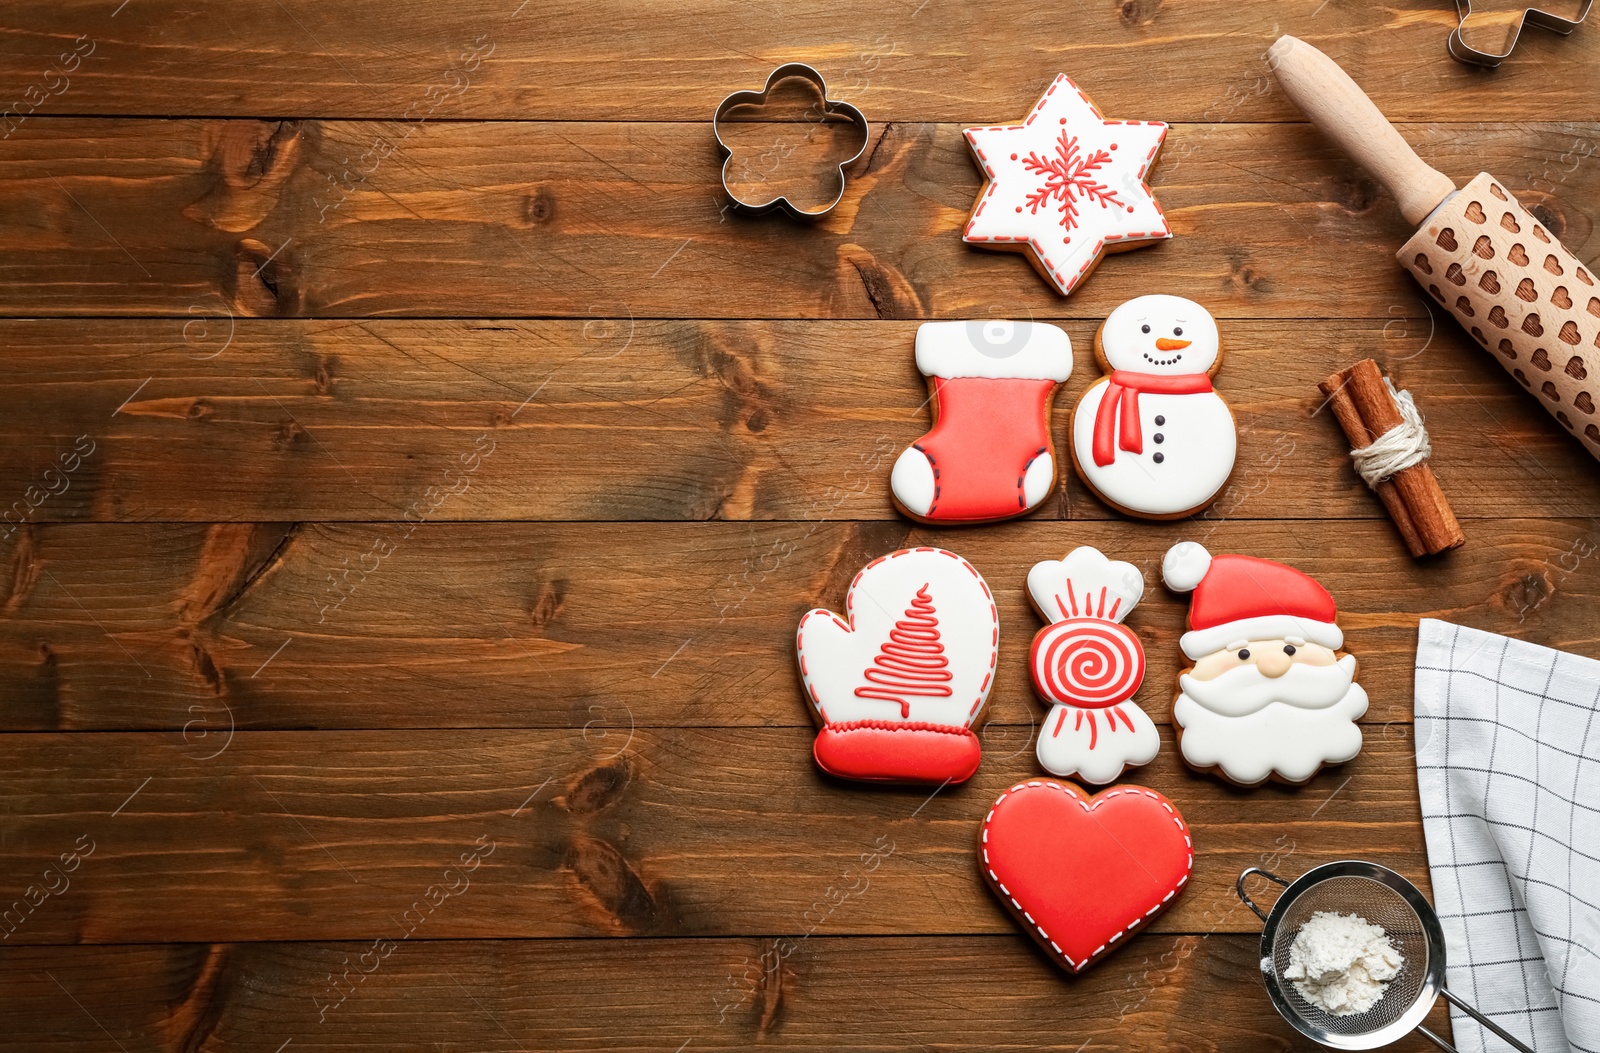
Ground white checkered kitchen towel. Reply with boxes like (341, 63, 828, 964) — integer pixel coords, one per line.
(1415, 618, 1600, 1053)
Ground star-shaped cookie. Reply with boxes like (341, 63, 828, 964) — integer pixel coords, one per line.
(963, 75, 1170, 296)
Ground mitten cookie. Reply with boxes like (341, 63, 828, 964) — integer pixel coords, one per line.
(1161, 542, 1369, 786)
(1070, 294, 1237, 519)
(890, 321, 1072, 525)
(796, 547, 998, 784)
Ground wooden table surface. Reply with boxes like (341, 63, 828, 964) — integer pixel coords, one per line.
(1, 1, 1597, 1049)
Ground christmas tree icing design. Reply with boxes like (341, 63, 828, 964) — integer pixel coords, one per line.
(1023, 130, 1125, 235)
(854, 584, 954, 717)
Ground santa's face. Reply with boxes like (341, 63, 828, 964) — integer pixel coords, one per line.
(1098, 293, 1220, 375)
(1174, 642, 1368, 784)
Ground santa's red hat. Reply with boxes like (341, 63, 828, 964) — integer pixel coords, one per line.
(1161, 542, 1341, 660)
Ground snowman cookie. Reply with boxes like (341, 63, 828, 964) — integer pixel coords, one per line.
(1162, 542, 1369, 786)
(1026, 547, 1159, 784)
(891, 320, 1073, 525)
(962, 74, 1171, 296)
(1070, 294, 1237, 519)
(796, 547, 998, 785)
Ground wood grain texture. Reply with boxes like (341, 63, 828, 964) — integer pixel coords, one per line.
(0, 726, 1425, 944)
(0, 935, 1453, 1052)
(1, 318, 1598, 523)
(0, 0, 1594, 123)
(1, 118, 1597, 317)
(0, 520, 1593, 732)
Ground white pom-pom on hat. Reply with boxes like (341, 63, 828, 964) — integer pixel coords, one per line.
(1162, 542, 1212, 593)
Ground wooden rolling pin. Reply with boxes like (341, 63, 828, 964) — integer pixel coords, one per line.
(1270, 36, 1600, 458)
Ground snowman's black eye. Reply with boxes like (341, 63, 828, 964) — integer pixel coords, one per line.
(1174, 327, 1183, 336)
(1237, 648, 1251, 660)
(1140, 325, 1150, 334)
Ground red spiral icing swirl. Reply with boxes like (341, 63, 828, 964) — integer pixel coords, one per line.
(1030, 618, 1144, 709)
(855, 584, 954, 717)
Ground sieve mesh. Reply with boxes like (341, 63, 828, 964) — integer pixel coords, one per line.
(1266, 875, 1431, 1038)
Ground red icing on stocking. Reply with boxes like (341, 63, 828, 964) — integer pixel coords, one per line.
(915, 376, 1056, 521)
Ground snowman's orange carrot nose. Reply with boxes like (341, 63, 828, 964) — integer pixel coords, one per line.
(1154, 337, 1191, 351)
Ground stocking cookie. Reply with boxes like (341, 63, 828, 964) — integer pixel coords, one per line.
(797, 547, 998, 784)
(1071, 294, 1238, 519)
(1162, 542, 1369, 786)
(1026, 547, 1158, 784)
(962, 74, 1170, 296)
(980, 780, 1191, 973)
(890, 321, 1073, 524)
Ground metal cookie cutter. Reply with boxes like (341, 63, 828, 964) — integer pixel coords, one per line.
(712, 63, 869, 220)
(1449, 0, 1593, 66)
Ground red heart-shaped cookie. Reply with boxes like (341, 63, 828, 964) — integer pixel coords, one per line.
(979, 779, 1192, 972)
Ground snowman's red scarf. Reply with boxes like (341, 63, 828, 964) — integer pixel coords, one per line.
(1092, 370, 1214, 466)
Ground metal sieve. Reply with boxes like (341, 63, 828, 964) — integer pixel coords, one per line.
(1237, 861, 1534, 1052)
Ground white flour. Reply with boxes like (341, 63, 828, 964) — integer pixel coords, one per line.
(1282, 911, 1404, 1016)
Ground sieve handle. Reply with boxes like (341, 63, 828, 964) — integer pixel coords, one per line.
(1439, 988, 1538, 1053)
(1236, 867, 1289, 923)
(1415, 1025, 1458, 1052)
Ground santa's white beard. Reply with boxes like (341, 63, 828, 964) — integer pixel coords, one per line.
(1175, 656, 1369, 784)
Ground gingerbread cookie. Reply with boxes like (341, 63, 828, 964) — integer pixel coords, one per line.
(1161, 542, 1369, 786)
(1026, 547, 1158, 784)
(796, 547, 998, 784)
(962, 74, 1170, 296)
(891, 321, 1073, 525)
(980, 779, 1192, 973)
(1070, 294, 1237, 519)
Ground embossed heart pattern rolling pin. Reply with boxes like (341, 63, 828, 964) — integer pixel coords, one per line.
(1269, 36, 1600, 458)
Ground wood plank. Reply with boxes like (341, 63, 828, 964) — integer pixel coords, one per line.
(0, 0, 1592, 123)
(0, 726, 1427, 944)
(2, 319, 1598, 523)
(1, 118, 1596, 317)
(0, 935, 1452, 1051)
(1, 519, 1592, 732)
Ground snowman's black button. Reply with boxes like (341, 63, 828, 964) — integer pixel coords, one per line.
(1154, 415, 1165, 425)
(1153, 452, 1165, 464)
(1154, 433, 1164, 443)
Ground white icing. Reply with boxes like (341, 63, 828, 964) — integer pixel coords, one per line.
(1022, 452, 1054, 509)
(1179, 654, 1360, 719)
(1180, 614, 1342, 661)
(1072, 384, 1236, 515)
(1027, 546, 1144, 623)
(1174, 670, 1368, 784)
(889, 446, 937, 516)
(1099, 294, 1220, 374)
(914, 320, 1073, 381)
(797, 547, 998, 729)
(963, 75, 1170, 296)
(1161, 541, 1212, 593)
(1036, 701, 1159, 785)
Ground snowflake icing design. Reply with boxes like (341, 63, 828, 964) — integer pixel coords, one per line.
(1022, 130, 1124, 234)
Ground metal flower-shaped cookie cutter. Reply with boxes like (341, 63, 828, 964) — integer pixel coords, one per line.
(1448, 0, 1593, 66)
(712, 63, 869, 220)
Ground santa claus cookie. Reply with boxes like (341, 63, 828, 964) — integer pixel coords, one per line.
(1161, 542, 1369, 786)
(962, 74, 1170, 296)
(891, 321, 1073, 525)
(980, 779, 1191, 973)
(1071, 294, 1238, 519)
(796, 547, 998, 785)
(1026, 547, 1158, 784)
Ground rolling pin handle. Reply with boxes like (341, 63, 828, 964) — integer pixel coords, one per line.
(1267, 36, 1457, 225)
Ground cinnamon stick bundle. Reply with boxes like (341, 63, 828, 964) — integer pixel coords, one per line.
(1318, 359, 1464, 558)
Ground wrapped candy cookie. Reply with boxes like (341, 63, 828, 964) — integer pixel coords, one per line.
(1025, 546, 1159, 784)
